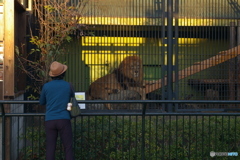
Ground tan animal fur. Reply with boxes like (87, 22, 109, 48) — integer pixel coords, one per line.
(87, 56, 147, 109)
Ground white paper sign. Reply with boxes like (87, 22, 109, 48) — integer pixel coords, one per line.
(75, 92, 85, 109)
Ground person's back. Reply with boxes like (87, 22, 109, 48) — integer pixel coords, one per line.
(40, 61, 74, 160)
(40, 79, 72, 121)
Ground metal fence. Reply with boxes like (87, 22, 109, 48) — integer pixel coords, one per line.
(1, 100, 240, 160)
(48, 0, 240, 112)
(23, 0, 240, 115)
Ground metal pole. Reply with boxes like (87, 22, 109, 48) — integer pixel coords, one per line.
(161, 0, 166, 112)
(174, 0, 179, 111)
(229, 22, 236, 102)
(1, 104, 5, 160)
(167, 0, 173, 112)
(237, 21, 240, 45)
(141, 103, 146, 160)
(237, 21, 240, 104)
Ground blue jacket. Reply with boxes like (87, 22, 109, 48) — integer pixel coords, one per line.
(39, 79, 74, 121)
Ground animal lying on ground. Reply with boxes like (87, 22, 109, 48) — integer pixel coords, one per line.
(87, 55, 155, 109)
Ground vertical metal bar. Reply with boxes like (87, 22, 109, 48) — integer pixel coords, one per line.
(234, 116, 237, 151)
(168, 115, 171, 159)
(135, 115, 137, 157)
(1, 104, 5, 160)
(161, 0, 166, 111)
(17, 116, 19, 159)
(182, 116, 185, 157)
(148, 116, 151, 158)
(155, 116, 158, 158)
(188, 116, 191, 158)
(39, 116, 42, 158)
(115, 116, 118, 159)
(229, 22, 236, 102)
(128, 116, 131, 159)
(102, 116, 105, 158)
(108, 116, 111, 159)
(201, 116, 204, 157)
(122, 115, 124, 158)
(208, 116, 211, 158)
(237, 21, 240, 45)
(31, 116, 34, 158)
(195, 116, 198, 157)
(214, 116, 217, 152)
(237, 21, 240, 104)
(94, 116, 97, 157)
(87, 116, 90, 159)
(174, 0, 179, 111)
(162, 115, 165, 159)
(73, 118, 77, 159)
(221, 116, 224, 151)
(175, 115, 178, 158)
(227, 116, 230, 153)
(167, 0, 173, 112)
(141, 103, 146, 160)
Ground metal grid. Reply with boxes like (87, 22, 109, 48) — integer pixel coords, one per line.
(5, 113, 240, 160)
(56, 0, 240, 111)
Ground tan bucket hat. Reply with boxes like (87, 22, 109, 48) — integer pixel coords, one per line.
(49, 61, 68, 77)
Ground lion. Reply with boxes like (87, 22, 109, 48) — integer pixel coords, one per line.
(87, 55, 147, 109)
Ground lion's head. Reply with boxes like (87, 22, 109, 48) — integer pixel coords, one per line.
(118, 56, 143, 85)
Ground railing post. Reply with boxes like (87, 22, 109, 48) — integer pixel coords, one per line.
(141, 103, 147, 160)
(229, 22, 236, 102)
(237, 21, 240, 106)
(167, 0, 174, 112)
(1, 103, 5, 160)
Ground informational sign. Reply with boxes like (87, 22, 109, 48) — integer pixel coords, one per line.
(75, 92, 85, 109)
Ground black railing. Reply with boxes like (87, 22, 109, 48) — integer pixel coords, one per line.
(1, 100, 240, 160)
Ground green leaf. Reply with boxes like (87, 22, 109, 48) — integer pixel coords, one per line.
(15, 46, 20, 55)
(66, 36, 72, 42)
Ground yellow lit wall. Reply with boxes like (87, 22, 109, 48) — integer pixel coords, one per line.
(81, 36, 209, 83)
(81, 17, 236, 27)
(81, 36, 146, 82)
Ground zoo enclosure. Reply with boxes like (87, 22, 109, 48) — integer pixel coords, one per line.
(1, 100, 240, 160)
(33, 0, 240, 112)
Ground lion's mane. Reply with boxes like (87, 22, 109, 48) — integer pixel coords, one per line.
(87, 55, 145, 109)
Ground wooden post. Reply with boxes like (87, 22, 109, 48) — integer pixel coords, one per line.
(4, 0, 15, 97)
(3, 1, 14, 159)
(0, 4, 4, 100)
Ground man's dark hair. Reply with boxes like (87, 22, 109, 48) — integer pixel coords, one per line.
(51, 72, 66, 80)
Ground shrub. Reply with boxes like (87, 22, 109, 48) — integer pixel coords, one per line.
(19, 116, 240, 160)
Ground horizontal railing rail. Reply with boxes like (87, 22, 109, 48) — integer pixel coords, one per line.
(1, 100, 240, 115)
(1, 99, 240, 104)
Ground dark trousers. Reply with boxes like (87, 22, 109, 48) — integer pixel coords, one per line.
(45, 119, 74, 160)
